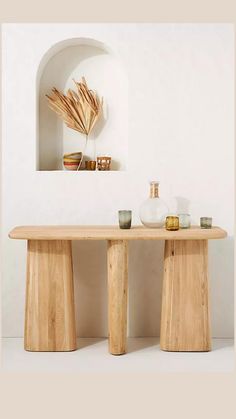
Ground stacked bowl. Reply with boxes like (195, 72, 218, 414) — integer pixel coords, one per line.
(63, 152, 83, 170)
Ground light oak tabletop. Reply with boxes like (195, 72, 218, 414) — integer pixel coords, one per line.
(9, 225, 227, 241)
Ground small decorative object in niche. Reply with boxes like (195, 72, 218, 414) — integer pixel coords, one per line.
(85, 160, 96, 171)
(118, 210, 132, 229)
(63, 152, 82, 171)
(46, 77, 103, 170)
(178, 213, 191, 229)
(140, 181, 168, 228)
(97, 156, 111, 171)
(165, 216, 179, 231)
(200, 217, 212, 229)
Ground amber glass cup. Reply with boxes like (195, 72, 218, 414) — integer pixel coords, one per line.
(165, 216, 179, 231)
(85, 160, 96, 170)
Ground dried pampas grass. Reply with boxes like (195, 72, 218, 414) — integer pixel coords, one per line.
(46, 77, 103, 136)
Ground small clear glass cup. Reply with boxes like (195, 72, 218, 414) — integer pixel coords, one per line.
(118, 210, 132, 229)
(200, 217, 212, 229)
(178, 213, 191, 229)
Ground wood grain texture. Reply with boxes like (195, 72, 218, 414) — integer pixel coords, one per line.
(107, 240, 128, 355)
(160, 240, 211, 351)
(25, 240, 77, 351)
(9, 225, 227, 241)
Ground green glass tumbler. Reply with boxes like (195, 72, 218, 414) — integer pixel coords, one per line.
(200, 217, 212, 229)
(118, 210, 132, 229)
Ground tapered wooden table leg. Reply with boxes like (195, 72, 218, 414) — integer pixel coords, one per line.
(107, 240, 128, 355)
(160, 240, 211, 352)
(25, 240, 77, 351)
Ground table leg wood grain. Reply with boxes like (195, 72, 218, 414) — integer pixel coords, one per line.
(25, 240, 77, 351)
(160, 239, 211, 351)
(107, 240, 128, 355)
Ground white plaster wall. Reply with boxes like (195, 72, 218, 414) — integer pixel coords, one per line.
(2, 24, 234, 338)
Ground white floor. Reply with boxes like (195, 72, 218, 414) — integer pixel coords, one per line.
(1, 338, 234, 373)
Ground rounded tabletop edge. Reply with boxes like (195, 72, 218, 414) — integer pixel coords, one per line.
(8, 225, 228, 241)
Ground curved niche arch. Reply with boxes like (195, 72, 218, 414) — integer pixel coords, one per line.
(37, 38, 128, 171)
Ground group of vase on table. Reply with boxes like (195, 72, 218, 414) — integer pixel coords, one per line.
(63, 152, 112, 171)
(119, 181, 212, 230)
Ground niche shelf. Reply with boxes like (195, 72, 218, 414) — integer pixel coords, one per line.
(37, 38, 128, 171)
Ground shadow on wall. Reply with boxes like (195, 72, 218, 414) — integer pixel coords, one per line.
(209, 235, 234, 337)
(72, 240, 108, 337)
(128, 240, 165, 337)
(72, 240, 165, 338)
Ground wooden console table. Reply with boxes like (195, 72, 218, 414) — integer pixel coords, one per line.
(9, 225, 227, 354)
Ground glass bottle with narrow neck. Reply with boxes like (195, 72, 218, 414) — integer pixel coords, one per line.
(140, 181, 168, 228)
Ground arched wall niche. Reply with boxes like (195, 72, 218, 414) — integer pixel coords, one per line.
(36, 37, 128, 171)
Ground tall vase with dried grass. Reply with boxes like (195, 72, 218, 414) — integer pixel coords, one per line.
(46, 77, 103, 170)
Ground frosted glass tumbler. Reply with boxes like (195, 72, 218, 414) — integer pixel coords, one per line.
(178, 213, 191, 229)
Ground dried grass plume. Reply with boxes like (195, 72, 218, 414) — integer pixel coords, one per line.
(46, 77, 103, 136)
